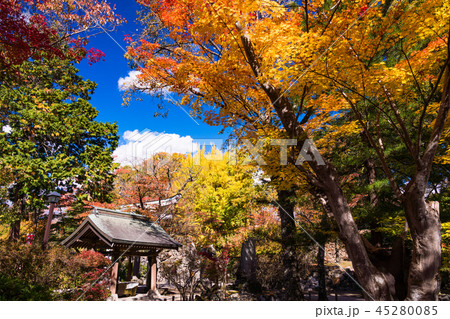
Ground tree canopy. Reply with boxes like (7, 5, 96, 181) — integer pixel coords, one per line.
(123, 0, 449, 300)
(0, 56, 118, 239)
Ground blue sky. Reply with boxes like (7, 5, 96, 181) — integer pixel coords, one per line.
(75, 0, 224, 162)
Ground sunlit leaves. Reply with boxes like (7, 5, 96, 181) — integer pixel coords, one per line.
(0, 0, 123, 71)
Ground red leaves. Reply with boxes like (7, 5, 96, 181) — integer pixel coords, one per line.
(68, 38, 87, 62)
(198, 246, 230, 276)
(0, 0, 62, 67)
(25, 234, 35, 245)
(1, 0, 121, 71)
(28, 14, 47, 27)
(141, 0, 191, 29)
(73, 250, 112, 269)
(70, 250, 111, 300)
(358, 5, 369, 17)
(87, 48, 106, 65)
(124, 35, 134, 43)
(248, 12, 257, 21)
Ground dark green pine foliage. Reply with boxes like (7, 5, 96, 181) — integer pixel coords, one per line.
(0, 57, 118, 239)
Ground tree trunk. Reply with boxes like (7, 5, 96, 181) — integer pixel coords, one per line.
(316, 209, 329, 301)
(317, 241, 328, 301)
(363, 235, 408, 300)
(404, 195, 441, 300)
(316, 167, 395, 300)
(401, 41, 449, 301)
(278, 189, 304, 300)
(8, 189, 22, 242)
(8, 219, 21, 241)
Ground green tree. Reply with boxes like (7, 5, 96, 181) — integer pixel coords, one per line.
(0, 57, 118, 241)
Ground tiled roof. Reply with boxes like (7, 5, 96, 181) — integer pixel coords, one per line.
(61, 207, 181, 250)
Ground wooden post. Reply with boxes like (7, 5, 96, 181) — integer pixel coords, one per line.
(146, 256, 151, 291)
(42, 203, 55, 249)
(110, 254, 120, 295)
(133, 256, 141, 278)
(146, 255, 157, 291)
(126, 256, 133, 281)
(151, 256, 157, 290)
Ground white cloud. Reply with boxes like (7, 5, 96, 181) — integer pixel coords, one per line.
(2, 125, 12, 134)
(113, 129, 199, 166)
(118, 70, 171, 97)
(118, 70, 143, 91)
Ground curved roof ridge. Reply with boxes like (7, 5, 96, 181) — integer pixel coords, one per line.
(61, 207, 181, 251)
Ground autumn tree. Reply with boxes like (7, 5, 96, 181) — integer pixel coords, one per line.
(124, 0, 449, 300)
(0, 0, 123, 72)
(114, 152, 196, 220)
(171, 149, 258, 249)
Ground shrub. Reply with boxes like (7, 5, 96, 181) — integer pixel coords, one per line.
(0, 241, 111, 300)
(0, 241, 69, 294)
(68, 250, 111, 301)
(0, 274, 53, 301)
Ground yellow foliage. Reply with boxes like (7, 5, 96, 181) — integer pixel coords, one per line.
(126, 0, 449, 185)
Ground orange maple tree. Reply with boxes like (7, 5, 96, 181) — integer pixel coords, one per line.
(124, 0, 449, 300)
